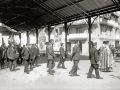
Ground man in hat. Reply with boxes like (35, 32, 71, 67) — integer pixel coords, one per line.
(87, 42, 103, 79)
(34, 44, 40, 67)
(21, 44, 30, 74)
(46, 42, 49, 68)
(29, 44, 36, 70)
(105, 41, 114, 72)
(47, 39, 55, 75)
(57, 43, 66, 69)
(69, 41, 81, 76)
(99, 41, 107, 71)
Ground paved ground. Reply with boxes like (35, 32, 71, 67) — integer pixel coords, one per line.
(0, 56, 120, 90)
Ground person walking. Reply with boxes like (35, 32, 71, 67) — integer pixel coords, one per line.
(57, 43, 66, 69)
(87, 42, 103, 79)
(69, 41, 81, 76)
(21, 44, 30, 74)
(47, 39, 55, 75)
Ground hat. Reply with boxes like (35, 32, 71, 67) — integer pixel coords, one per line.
(103, 41, 106, 44)
(93, 42, 97, 46)
(61, 42, 64, 44)
(45, 42, 49, 45)
(106, 41, 109, 44)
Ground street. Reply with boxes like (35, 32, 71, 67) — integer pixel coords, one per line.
(0, 56, 120, 90)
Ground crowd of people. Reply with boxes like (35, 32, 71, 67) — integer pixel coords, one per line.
(0, 39, 116, 80)
(0, 43, 40, 74)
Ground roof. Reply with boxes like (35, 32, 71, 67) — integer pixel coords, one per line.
(0, 26, 18, 35)
(0, 0, 119, 31)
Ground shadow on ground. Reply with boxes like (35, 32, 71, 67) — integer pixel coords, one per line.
(110, 75, 120, 79)
(38, 55, 89, 64)
(86, 73, 96, 78)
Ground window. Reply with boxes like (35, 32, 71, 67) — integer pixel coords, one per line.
(109, 27, 112, 36)
(76, 28, 79, 33)
(103, 17, 108, 22)
(79, 28, 82, 33)
(55, 29, 58, 35)
(105, 26, 107, 35)
(76, 27, 83, 33)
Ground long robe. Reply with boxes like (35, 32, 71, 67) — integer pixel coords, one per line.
(99, 45, 115, 71)
(99, 46, 108, 70)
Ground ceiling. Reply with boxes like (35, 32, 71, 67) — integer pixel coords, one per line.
(0, 0, 119, 31)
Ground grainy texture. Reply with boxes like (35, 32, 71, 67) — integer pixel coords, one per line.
(0, 56, 120, 90)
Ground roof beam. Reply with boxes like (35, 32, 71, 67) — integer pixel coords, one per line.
(2, 13, 32, 19)
(33, 0, 84, 21)
(0, 19, 22, 23)
(87, 3, 120, 16)
(111, 0, 120, 9)
(3, 0, 48, 24)
(33, 0, 64, 21)
(67, 0, 89, 16)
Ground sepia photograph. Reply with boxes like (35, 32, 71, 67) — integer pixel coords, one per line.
(0, 0, 120, 90)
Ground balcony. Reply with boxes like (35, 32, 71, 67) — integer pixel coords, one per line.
(69, 33, 87, 40)
(115, 35, 120, 41)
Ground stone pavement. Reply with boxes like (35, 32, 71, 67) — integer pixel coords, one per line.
(0, 56, 120, 90)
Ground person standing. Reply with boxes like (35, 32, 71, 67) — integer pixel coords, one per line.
(0, 44, 6, 69)
(111, 45, 115, 57)
(99, 41, 108, 71)
(46, 42, 49, 68)
(105, 41, 115, 71)
(87, 42, 103, 79)
(29, 44, 36, 70)
(17, 44, 23, 65)
(69, 41, 80, 76)
(57, 43, 66, 69)
(47, 39, 55, 75)
(7, 44, 17, 71)
(21, 44, 30, 74)
(34, 44, 40, 66)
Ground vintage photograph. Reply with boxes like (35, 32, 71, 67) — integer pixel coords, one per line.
(0, 0, 120, 90)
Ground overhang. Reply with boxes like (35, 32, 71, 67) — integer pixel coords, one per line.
(0, 0, 119, 31)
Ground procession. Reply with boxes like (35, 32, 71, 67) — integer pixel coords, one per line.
(0, 0, 120, 89)
(0, 38, 116, 80)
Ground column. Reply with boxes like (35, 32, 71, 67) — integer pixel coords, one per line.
(48, 24, 51, 42)
(26, 31, 29, 44)
(88, 17, 92, 59)
(36, 28, 39, 44)
(64, 22, 68, 52)
(19, 33, 21, 46)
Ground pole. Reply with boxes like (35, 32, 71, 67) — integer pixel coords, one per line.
(36, 28, 39, 44)
(48, 24, 51, 42)
(19, 33, 21, 46)
(26, 31, 29, 44)
(64, 22, 68, 52)
(88, 17, 92, 59)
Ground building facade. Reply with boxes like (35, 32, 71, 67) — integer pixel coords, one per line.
(13, 12, 120, 55)
(66, 12, 120, 54)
